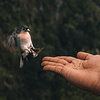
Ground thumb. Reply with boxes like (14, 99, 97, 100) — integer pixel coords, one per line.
(77, 52, 93, 60)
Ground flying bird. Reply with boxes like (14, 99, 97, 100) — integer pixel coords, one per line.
(4, 25, 43, 68)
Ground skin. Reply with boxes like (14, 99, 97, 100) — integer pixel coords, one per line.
(41, 52, 100, 95)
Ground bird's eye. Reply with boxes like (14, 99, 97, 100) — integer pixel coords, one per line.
(23, 27, 26, 30)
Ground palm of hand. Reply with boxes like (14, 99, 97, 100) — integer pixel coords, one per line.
(41, 52, 100, 95)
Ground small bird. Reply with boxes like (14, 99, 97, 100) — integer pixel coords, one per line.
(4, 25, 43, 68)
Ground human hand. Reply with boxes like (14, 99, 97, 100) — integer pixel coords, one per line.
(41, 52, 100, 95)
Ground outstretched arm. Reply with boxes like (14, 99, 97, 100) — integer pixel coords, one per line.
(41, 52, 100, 95)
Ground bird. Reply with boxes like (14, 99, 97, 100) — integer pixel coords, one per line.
(4, 25, 43, 68)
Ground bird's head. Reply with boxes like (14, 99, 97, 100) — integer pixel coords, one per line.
(22, 25, 30, 32)
(17, 25, 30, 33)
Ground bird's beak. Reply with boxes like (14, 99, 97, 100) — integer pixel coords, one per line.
(27, 29, 30, 32)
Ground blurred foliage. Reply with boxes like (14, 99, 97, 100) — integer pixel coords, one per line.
(0, 0, 100, 100)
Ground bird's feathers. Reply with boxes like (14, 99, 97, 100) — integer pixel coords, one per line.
(4, 25, 30, 48)
(5, 35, 15, 47)
(3, 25, 43, 68)
(4, 30, 17, 47)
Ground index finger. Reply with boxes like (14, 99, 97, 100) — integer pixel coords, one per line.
(42, 57, 68, 65)
(77, 52, 94, 60)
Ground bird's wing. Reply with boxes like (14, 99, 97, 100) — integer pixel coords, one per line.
(3, 30, 17, 47)
(4, 34, 15, 47)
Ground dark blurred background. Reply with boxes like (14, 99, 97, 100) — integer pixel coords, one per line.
(0, 0, 100, 100)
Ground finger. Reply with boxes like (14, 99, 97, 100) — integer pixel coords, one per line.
(42, 57, 53, 61)
(56, 56, 76, 63)
(42, 57, 68, 65)
(43, 65, 63, 74)
(41, 61, 64, 67)
(77, 52, 93, 60)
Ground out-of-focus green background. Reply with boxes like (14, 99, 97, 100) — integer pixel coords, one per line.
(0, 0, 100, 99)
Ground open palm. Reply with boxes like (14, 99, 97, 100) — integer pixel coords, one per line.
(41, 52, 100, 95)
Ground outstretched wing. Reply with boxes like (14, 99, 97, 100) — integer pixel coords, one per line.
(3, 31, 17, 47)
(4, 35, 15, 47)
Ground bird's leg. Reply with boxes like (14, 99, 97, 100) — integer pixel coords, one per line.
(32, 47, 44, 51)
(32, 51, 38, 58)
(21, 50, 29, 58)
(32, 47, 41, 50)
(31, 48, 44, 54)
(32, 48, 44, 58)
(37, 48, 44, 54)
